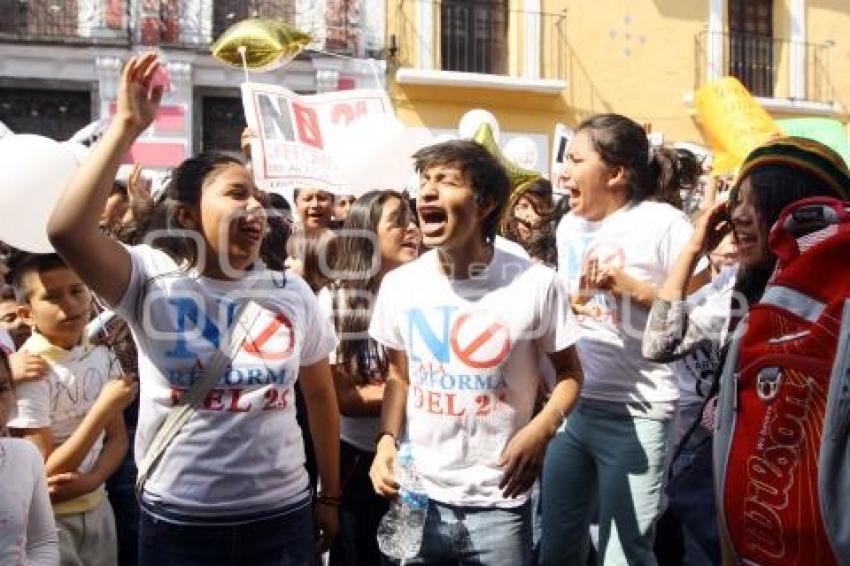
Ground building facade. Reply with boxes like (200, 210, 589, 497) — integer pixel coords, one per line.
(388, 0, 850, 173)
(0, 0, 385, 168)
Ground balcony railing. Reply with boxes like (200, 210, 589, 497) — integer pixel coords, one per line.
(393, 0, 568, 81)
(0, 0, 129, 44)
(695, 29, 835, 105)
(0, 0, 374, 57)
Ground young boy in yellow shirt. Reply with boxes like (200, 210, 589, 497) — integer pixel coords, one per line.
(9, 253, 136, 566)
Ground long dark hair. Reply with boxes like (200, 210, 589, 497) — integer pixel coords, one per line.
(729, 165, 839, 331)
(653, 147, 702, 210)
(577, 113, 666, 203)
(331, 190, 407, 385)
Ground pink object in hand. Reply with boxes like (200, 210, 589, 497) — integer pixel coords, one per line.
(150, 65, 171, 93)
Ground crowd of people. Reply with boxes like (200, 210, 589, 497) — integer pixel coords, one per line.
(1, 51, 848, 566)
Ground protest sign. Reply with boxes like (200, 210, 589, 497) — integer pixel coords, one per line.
(241, 83, 393, 194)
(694, 76, 781, 172)
(551, 123, 572, 175)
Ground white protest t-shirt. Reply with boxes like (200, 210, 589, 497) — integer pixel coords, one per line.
(111, 245, 337, 518)
(8, 333, 120, 474)
(370, 248, 579, 507)
(494, 236, 530, 260)
(556, 200, 700, 414)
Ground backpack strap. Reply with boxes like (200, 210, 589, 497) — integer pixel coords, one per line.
(135, 300, 264, 496)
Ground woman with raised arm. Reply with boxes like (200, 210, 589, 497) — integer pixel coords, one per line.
(48, 52, 341, 566)
(642, 136, 850, 565)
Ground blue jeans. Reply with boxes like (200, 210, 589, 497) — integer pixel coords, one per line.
(387, 499, 532, 566)
(666, 424, 720, 566)
(540, 402, 671, 566)
(138, 504, 314, 566)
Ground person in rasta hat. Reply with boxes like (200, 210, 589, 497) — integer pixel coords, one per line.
(501, 177, 559, 267)
(641, 135, 850, 565)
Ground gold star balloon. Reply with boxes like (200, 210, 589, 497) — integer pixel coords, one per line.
(471, 122, 541, 234)
(211, 18, 311, 72)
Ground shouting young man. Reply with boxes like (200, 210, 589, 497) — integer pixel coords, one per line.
(369, 140, 583, 565)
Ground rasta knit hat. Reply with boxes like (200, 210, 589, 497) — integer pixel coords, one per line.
(730, 136, 850, 203)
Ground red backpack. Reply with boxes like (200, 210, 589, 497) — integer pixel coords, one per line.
(714, 197, 850, 565)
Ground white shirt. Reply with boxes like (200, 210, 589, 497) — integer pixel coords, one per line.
(494, 236, 530, 259)
(370, 248, 579, 507)
(674, 266, 736, 405)
(8, 333, 120, 475)
(0, 438, 59, 566)
(111, 245, 338, 518)
(556, 200, 702, 415)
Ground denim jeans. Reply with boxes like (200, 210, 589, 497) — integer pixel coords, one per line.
(666, 422, 720, 566)
(386, 499, 532, 566)
(138, 503, 314, 566)
(329, 440, 388, 566)
(540, 402, 671, 566)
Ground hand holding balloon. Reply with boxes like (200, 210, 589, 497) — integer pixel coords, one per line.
(115, 52, 164, 137)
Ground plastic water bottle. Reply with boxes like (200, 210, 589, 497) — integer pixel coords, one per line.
(376, 444, 429, 561)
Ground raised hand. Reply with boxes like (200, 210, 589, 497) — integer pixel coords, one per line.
(127, 164, 152, 208)
(115, 52, 164, 137)
(691, 200, 732, 256)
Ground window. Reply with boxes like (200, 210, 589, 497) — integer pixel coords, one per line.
(139, 0, 181, 44)
(0, 87, 92, 141)
(728, 0, 774, 97)
(200, 95, 246, 153)
(440, 0, 508, 74)
(0, 0, 79, 38)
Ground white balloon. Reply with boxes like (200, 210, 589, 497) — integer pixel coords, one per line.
(458, 109, 500, 142)
(503, 136, 540, 170)
(62, 142, 92, 165)
(327, 115, 434, 197)
(0, 134, 78, 253)
(433, 133, 458, 144)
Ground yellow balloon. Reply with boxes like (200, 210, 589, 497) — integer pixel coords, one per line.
(211, 18, 311, 72)
(471, 123, 541, 234)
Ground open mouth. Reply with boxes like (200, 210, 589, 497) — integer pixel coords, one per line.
(400, 239, 419, 253)
(237, 222, 264, 244)
(418, 207, 448, 237)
